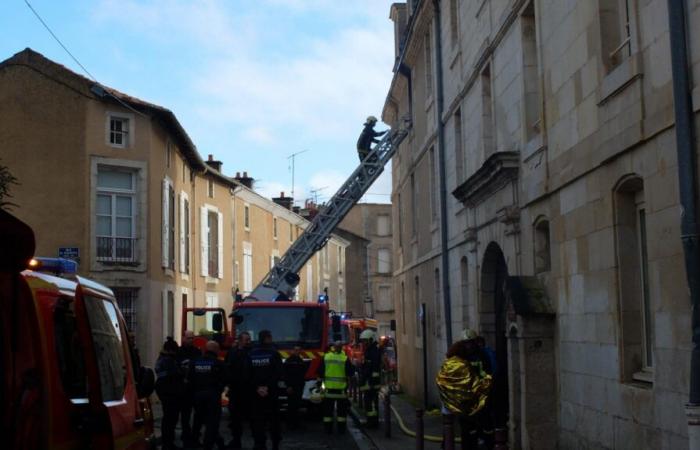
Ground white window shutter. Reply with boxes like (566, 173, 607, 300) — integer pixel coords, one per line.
(161, 290, 168, 340)
(162, 179, 169, 268)
(179, 194, 186, 273)
(200, 206, 209, 277)
(217, 212, 224, 279)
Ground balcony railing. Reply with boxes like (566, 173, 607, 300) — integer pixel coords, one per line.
(97, 237, 138, 263)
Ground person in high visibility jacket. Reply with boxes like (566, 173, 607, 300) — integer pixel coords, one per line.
(359, 329, 382, 427)
(318, 340, 354, 434)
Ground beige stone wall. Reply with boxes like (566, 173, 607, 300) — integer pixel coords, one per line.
(385, 0, 699, 446)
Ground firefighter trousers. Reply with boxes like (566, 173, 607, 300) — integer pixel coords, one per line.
(362, 387, 380, 427)
(322, 390, 349, 434)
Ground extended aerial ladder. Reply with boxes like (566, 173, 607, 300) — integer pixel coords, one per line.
(248, 125, 409, 301)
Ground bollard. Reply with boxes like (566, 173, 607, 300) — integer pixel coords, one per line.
(442, 413, 455, 450)
(415, 408, 424, 450)
(384, 392, 392, 438)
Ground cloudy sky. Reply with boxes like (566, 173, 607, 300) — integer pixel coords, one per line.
(2, 0, 397, 205)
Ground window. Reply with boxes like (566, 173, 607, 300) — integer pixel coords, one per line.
(164, 291, 175, 339)
(411, 173, 417, 237)
(415, 276, 422, 338)
(430, 147, 437, 221)
(460, 257, 469, 324)
(180, 194, 190, 274)
(454, 109, 464, 181)
(614, 175, 654, 383)
(449, 0, 459, 46)
(166, 142, 172, 168)
(401, 281, 406, 333)
(424, 30, 433, 94)
(113, 288, 138, 332)
(377, 286, 392, 312)
(377, 248, 391, 274)
(83, 296, 127, 402)
(521, 2, 542, 141)
(243, 243, 253, 294)
(306, 263, 314, 302)
(534, 217, 551, 273)
(54, 296, 87, 400)
(398, 193, 403, 247)
(208, 179, 214, 198)
(182, 161, 187, 183)
(289, 223, 294, 242)
(599, 0, 632, 72)
(200, 206, 222, 278)
(481, 65, 494, 156)
(97, 167, 136, 262)
(109, 116, 130, 147)
(434, 268, 442, 337)
(273, 217, 278, 240)
(377, 215, 390, 236)
(244, 205, 250, 230)
(161, 179, 175, 270)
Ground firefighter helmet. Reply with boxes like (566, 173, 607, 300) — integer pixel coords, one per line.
(366, 115, 378, 124)
(360, 329, 377, 342)
(309, 387, 324, 404)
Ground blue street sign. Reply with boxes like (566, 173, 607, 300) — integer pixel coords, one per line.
(58, 247, 80, 260)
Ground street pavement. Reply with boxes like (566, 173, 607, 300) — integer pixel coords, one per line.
(152, 393, 450, 449)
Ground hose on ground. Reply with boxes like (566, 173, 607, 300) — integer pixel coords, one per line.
(388, 404, 461, 444)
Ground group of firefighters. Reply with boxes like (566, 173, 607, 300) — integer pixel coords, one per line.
(154, 327, 386, 450)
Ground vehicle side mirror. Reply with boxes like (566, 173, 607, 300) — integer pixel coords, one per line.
(136, 366, 155, 399)
(212, 313, 223, 332)
(233, 314, 243, 325)
(331, 315, 341, 333)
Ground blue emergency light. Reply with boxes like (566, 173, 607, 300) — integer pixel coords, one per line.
(29, 257, 78, 275)
(318, 293, 328, 304)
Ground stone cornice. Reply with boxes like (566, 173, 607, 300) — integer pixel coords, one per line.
(452, 151, 520, 207)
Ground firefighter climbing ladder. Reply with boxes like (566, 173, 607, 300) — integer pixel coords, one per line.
(249, 126, 409, 301)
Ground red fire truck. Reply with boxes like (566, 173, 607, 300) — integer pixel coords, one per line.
(1, 210, 156, 449)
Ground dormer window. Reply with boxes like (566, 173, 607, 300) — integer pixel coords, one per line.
(106, 112, 134, 148)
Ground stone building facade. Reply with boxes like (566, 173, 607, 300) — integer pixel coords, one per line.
(0, 48, 347, 365)
(339, 203, 395, 337)
(383, 0, 699, 448)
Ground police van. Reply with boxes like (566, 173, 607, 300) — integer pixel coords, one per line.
(1, 209, 156, 449)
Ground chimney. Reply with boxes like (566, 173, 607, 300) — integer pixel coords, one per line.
(272, 191, 294, 210)
(205, 154, 223, 172)
(234, 171, 254, 189)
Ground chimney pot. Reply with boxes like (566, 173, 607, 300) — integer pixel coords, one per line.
(236, 172, 241, 178)
(243, 171, 248, 177)
(208, 154, 213, 161)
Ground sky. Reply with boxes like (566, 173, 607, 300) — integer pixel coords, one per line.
(2, 0, 398, 205)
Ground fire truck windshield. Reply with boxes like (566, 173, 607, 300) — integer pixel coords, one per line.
(235, 306, 324, 350)
(328, 324, 350, 344)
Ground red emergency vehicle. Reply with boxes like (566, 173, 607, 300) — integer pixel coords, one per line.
(329, 314, 378, 366)
(181, 306, 233, 352)
(1, 210, 156, 449)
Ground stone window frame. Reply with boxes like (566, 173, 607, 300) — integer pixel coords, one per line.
(105, 111, 135, 149)
(613, 174, 654, 385)
(598, 0, 639, 74)
(533, 215, 551, 274)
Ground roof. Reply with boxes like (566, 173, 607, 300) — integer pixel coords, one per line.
(0, 48, 240, 190)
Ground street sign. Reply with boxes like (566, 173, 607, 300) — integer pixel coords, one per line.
(58, 247, 80, 261)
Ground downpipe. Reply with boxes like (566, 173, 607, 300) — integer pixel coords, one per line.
(667, 1, 700, 448)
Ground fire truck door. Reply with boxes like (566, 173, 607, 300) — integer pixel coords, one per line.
(74, 284, 143, 449)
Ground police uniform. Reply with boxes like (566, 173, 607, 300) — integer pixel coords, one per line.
(176, 343, 201, 445)
(155, 352, 184, 450)
(319, 349, 353, 434)
(188, 350, 225, 450)
(247, 343, 284, 450)
(360, 341, 382, 427)
(225, 344, 251, 449)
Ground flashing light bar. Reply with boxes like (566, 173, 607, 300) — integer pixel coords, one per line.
(317, 294, 329, 304)
(29, 257, 78, 275)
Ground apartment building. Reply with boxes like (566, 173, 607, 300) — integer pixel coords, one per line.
(339, 203, 395, 337)
(383, 1, 699, 448)
(0, 48, 347, 364)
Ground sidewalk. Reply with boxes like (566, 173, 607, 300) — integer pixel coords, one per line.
(350, 390, 445, 450)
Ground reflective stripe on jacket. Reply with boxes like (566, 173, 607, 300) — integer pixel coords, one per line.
(323, 351, 348, 390)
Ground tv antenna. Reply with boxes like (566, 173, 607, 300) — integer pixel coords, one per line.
(288, 149, 309, 205)
(309, 186, 328, 204)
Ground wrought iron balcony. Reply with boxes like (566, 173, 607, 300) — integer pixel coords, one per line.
(97, 237, 138, 263)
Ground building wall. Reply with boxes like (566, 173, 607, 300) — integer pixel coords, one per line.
(385, 0, 699, 447)
(0, 48, 348, 366)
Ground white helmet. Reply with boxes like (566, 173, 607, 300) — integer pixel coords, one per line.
(366, 115, 378, 124)
(360, 329, 376, 341)
(309, 387, 324, 404)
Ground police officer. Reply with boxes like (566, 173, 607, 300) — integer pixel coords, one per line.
(359, 330, 382, 428)
(318, 340, 353, 434)
(247, 330, 284, 450)
(283, 345, 306, 428)
(155, 337, 185, 450)
(225, 331, 252, 449)
(356, 116, 388, 162)
(177, 330, 201, 447)
(188, 340, 225, 450)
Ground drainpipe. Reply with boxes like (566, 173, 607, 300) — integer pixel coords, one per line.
(433, 0, 453, 346)
(666, 1, 700, 447)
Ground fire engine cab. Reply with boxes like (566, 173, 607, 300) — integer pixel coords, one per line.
(1, 210, 156, 449)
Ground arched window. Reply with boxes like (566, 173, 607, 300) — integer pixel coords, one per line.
(614, 175, 653, 383)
